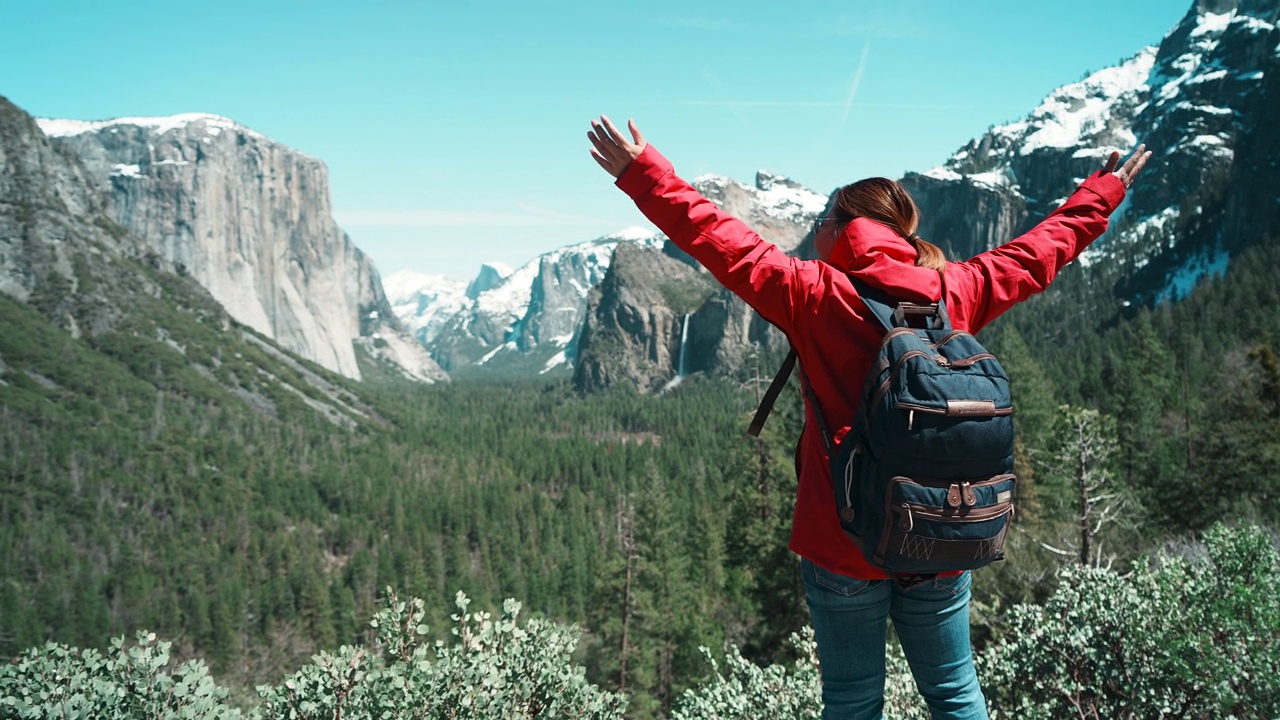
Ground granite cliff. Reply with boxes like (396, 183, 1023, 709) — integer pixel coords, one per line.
(35, 113, 444, 382)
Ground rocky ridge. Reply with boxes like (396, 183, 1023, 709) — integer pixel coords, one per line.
(904, 0, 1279, 304)
(35, 113, 444, 383)
(0, 96, 388, 427)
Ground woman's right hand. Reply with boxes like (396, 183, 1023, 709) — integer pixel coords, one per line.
(1101, 144, 1152, 188)
(588, 115, 647, 178)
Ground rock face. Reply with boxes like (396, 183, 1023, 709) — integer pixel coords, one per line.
(35, 114, 445, 382)
(904, 0, 1279, 303)
(390, 230, 664, 376)
(573, 242, 719, 392)
(0, 98, 131, 339)
(1, 96, 389, 425)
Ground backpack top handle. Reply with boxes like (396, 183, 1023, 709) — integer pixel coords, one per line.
(850, 277, 951, 332)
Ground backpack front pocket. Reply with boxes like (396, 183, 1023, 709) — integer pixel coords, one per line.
(869, 474, 1016, 573)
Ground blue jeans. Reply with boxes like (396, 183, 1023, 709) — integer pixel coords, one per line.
(802, 559, 988, 720)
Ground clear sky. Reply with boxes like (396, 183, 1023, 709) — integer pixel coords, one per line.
(3, 1, 1191, 282)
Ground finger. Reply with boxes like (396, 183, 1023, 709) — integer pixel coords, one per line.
(1125, 150, 1152, 186)
(589, 148, 618, 175)
(600, 115, 632, 150)
(589, 124, 629, 168)
(628, 118, 646, 147)
(1101, 151, 1120, 175)
(588, 127, 616, 159)
(1120, 144, 1147, 176)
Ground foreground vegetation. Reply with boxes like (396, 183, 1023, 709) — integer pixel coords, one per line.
(3, 525, 1275, 718)
(2, 219, 1279, 717)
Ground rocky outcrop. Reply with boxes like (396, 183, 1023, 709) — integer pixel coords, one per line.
(574, 243, 718, 392)
(568, 173, 824, 391)
(1, 96, 389, 425)
(35, 113, 445, 382)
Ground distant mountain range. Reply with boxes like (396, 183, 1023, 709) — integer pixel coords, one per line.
(385, 172, 825, 379)
(5, 0, 1274, 396)
(384, 0, 1277, 390)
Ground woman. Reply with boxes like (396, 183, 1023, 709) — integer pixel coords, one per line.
(588, 115, 1150, 719)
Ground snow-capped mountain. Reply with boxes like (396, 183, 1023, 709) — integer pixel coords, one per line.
(390, 228, 664, 375)
(384, 270, 471, 346)
(692, 170, 829, 254)
(904, 0, 1278, 305)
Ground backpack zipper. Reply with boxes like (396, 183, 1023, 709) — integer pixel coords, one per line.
(896, 501, 1014, 533)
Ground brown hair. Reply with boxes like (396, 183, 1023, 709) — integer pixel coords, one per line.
(831, 177, 946, 272)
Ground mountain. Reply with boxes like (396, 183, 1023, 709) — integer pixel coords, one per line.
(904, 0, 1279, 303)
(34, 113, 445, 383)
(572, 0, 1279, 391)
(569, 171, 826, 391)
(0, 96, 397, 430)
(389, 229, 665, 376)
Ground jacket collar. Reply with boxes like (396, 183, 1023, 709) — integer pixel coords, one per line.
(827, 217, 941, 302)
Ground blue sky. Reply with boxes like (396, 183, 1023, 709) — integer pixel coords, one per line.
(3, 1, 1190, 282)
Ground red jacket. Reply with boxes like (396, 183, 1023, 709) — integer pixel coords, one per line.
(616, 144, 1126, 579)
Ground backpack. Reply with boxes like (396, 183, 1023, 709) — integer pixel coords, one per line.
(749, 279, 1016, 574)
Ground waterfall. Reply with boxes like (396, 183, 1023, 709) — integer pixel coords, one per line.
(661, 313, 693, 394)
(677, 312, 691, 377)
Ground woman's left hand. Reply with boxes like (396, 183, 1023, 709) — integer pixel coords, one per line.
(588, 115, 647, 178)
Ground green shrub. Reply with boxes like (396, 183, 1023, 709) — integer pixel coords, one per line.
(254, 589, 626, 719)
(981, 524, 1280, 719)
(0, 631, 243, 719)
(671, 627, 928, 720)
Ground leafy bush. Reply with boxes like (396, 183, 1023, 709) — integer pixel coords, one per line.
(255, 589, 626, 719)
(0, 631, 243, 719)
(981, 524, 1280, 719)
(671, 627, 928, 720)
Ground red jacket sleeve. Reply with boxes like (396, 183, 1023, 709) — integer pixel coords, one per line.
(615, 144, 800, 334)
(946, 171, 1127, 333)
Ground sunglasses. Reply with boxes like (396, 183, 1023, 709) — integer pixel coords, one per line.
(812, 215, 837, 236)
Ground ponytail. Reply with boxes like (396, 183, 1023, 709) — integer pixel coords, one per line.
(906, 234, 946, 273)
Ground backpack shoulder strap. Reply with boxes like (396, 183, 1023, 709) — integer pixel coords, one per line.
(746, 350, 836, 452)
(747, 349, 797, 437)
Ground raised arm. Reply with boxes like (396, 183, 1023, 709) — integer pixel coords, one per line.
(947, 145, 1153, 332)
(588, 115, 801, 333)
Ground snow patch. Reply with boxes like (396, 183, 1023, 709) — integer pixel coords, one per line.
(1191, 11, 1234, 38)
(1002, 48, 1156, 154)
(476, 341, 516, 366)
(540, 350, 569, 374)
(109, 163, 142, 178)
(36, 113, 262, 140)
(607, 226, 661, 241)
